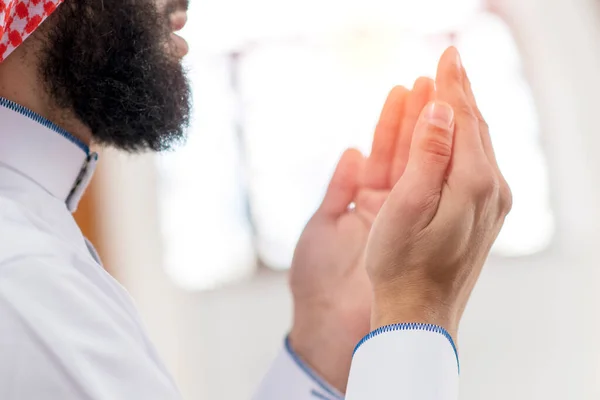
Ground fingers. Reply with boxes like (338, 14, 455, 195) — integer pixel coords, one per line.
(394, 101, 455, 225)
(354, 189, 389, 223)
(460, 62, 513, 215)
(460, 64, 499, 168)
(389, 77, 435, 186)
(363, 86, 409, 189)
(435, 47, 484, 166)
(319, 149, 365, 217)
(433, 47, 512, 221)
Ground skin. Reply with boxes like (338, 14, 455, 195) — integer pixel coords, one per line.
(0, 0, 190, 150)
(367, 47, 512, 339)
(289, 78, 435, 391)
(290, 47, 512, 392)
(0, 3, 511, 394)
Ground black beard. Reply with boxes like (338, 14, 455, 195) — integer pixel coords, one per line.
(40, 0, 191, 152)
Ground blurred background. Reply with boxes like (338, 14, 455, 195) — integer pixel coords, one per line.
(74, 0, 600, 398)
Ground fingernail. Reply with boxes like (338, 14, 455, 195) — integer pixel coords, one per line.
(425, 102, 454, 130)
(455, 49, 462, 70)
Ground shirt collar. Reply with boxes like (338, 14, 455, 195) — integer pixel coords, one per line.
(0, 97, 98, 213)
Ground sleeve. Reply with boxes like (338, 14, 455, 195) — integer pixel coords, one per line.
(345, 323, 460, 400)
(252, 337, 345, 400)
(0, 257, 182, 400)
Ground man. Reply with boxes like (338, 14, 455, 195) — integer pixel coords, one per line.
(0, 1, 511, 399)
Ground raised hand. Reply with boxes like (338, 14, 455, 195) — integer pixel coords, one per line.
(289, 78, 434, 392)
(366, 47, 512, 340)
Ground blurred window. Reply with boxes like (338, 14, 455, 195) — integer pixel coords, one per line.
(158, 4, 553, 290)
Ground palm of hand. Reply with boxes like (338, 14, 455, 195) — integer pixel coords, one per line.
(290, 187, 385, 342)
(288, 79, 434, 390)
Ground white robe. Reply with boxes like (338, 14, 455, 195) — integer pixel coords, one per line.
(0, 98, 459, 399)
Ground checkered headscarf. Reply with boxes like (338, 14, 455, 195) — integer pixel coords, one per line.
(0, 0, 63, 62)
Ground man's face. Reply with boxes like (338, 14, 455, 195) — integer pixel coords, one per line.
(40, 0, 191, 152)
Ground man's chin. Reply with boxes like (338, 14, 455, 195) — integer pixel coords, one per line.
(42, 0, 192, 152)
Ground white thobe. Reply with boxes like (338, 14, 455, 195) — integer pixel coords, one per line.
(0, 97, 459, 399)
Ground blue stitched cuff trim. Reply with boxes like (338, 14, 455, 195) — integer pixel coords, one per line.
(310, 389, 336, 400)
(284, 336, 344, 400)
(353, 323, 460, 372)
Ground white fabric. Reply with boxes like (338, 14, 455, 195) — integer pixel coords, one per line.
(253, 339, 344, 400)
(0, 101, 460, 399)
(0, 99, 97, 212)
(346, 329, 459, 400)
(0, 105, 182, 399)
(256, 331, 459, 400)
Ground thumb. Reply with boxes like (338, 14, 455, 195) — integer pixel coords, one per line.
(396, 101, 455, 223)
(319, 149, 365, 217)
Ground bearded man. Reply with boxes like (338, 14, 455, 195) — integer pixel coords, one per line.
(0, 1, 511, 399)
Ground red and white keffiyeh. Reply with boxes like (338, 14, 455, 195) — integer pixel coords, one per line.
(0, 0, 63, 62)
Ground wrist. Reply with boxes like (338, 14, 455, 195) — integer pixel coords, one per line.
(289, 309, 358, 393)
(372, 289, 459, 340)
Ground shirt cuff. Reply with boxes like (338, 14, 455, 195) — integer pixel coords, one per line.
(346, 324, 460, 400)
(253, 337, 344, 400)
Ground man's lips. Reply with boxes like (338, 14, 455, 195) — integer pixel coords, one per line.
(170, 33, 189, 57)
(170, 11, 189, 57)
(170, 11, 187, 31)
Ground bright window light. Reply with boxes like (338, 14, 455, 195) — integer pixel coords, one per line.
(160, 6, 554, 289)
(237, 36, 443, 269)
(157, 55, 256, 291)
(185, 0, 484, 51)
(457, 13, 554, 256)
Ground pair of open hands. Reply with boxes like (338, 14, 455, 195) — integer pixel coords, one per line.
(163, 4, 511, 392)
(288, 47, 513, 392)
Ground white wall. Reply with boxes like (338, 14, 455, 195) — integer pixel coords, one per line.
(95, 0, 600, 398)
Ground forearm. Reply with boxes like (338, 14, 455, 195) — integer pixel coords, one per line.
(288, 307, 360, 393)
(372, 287, 459, 339)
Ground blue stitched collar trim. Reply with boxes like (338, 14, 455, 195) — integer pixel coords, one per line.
(0, 97, 90, 155)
